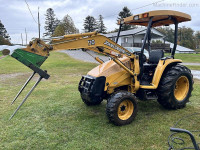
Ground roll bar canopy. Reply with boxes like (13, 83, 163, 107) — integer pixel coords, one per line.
(122, 10, 191, 27)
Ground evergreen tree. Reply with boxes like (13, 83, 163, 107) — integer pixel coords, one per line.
(44, 8, 60, 36)
(53, 14, 79, 37)
(62, 14, 78, 34)
(0, 20, 10, 40)
(83, 16, 97, 32)
(98, 15, 106, 33)
(53, 24, 65, 37)
(117, 6, 133, 31)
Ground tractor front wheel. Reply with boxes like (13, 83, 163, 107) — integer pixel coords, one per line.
(81, 94, 103, 106)
(157, 64, 193, 109)
(106, 91, 138, 126)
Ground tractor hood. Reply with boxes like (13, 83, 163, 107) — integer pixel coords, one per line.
(87, 57, 131, 77)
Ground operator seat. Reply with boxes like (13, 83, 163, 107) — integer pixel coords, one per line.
(143, 50, 164, 72)
(148, 50, 164, 64)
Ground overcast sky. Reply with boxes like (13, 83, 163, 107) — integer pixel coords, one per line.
(0, 0, 200, 44)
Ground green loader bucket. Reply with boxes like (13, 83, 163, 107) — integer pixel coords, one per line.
(9, 49, 50, 120)
(11, 49, 50, 79)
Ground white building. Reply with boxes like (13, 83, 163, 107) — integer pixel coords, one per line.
(166, 41, 195, 53)
(104, 27, 195, 53)
(104, 27, 165, 47)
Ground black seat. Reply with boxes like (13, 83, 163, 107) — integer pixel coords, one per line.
(148, 50, 164, 64)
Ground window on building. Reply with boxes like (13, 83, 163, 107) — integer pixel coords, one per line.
(110, 37, 115, 41)
(124, 37, 128, 43)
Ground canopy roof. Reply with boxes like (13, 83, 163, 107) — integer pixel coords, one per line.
(123, 10, 191, 27)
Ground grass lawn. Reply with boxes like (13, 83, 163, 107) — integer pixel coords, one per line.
(0, 52, 200, 150)
(195, 48, 200, 52)
(173, 53, 200, 63)
(186, 65, 200, 70)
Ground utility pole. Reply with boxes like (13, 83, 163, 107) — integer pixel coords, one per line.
(38, 7, 41, 39)
(21, 33, 23, 46)
(25, 28, 27, 45)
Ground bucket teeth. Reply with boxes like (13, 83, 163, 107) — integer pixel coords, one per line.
(9, 75, 43, 120)
(11, 72, 36, 105)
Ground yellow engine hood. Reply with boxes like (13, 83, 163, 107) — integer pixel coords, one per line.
(87, 57, 131, 78)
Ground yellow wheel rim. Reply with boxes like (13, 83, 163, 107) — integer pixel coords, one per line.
(174, 76, 189, 101)
(118, 100, 134, 120)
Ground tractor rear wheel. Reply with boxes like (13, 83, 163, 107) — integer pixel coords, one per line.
(157, 64, 193, 109)
(106, 91, 138, 126)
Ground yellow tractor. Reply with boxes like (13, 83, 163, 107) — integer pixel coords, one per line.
(6, 10, 193, 126)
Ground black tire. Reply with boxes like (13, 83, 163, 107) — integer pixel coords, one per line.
(157, 64, 193, 109)
(81, 94, 103, 106)
(106, 91, 138, 126)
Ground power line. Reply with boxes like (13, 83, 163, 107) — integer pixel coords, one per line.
(131, 0, 165, 11)
(74, 0, 165, 24)
(102, 0, 165, 19)
(13, 0, 165, 33)
(24, 0, 38, 24)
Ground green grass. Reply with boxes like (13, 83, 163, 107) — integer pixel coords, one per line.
(165, 53, 200, 63)
(174, 53, 200, 63)
(1, 52, 200, 150)
(195, 48, 200, 52)
(0, 51, 2, 56)
(186, 65, 200, 70)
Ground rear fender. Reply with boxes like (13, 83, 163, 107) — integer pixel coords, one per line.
(140, 59, 182, 89)
(151, 59, 182, 88)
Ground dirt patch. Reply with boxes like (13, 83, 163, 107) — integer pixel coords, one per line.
(0, 56, 6, 59)
(0, 72, 30, 81)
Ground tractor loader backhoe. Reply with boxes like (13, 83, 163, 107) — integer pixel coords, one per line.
(5, 10, 193, 126)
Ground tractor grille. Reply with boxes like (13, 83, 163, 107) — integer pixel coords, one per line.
(78, 75, 106, 101)
(79, 75, 96, 94)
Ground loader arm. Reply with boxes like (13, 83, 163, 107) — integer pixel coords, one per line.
(51, 31, 133, 58)
(11, 31, 139, 78)
(18, 31, 133, 58)
(8, 31, 141, 119)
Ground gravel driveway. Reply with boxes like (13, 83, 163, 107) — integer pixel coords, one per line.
(60, 49, 109, 63)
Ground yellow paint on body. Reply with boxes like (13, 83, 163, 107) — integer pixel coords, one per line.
(140, 59, 182, 89)
(174, 76, 189, 101)
(118, 99, 134, 120)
